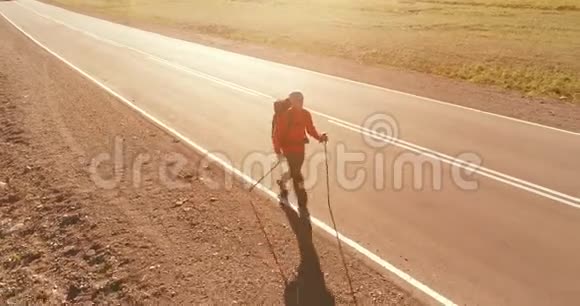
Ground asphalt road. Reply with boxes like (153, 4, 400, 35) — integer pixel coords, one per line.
(2, 0, 579, 305)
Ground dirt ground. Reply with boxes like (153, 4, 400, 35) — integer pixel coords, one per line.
(41, 0, 580, 132)
(0, 18, 419, 305)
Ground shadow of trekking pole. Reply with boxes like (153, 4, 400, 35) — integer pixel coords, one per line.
(281, 205, 335, 306)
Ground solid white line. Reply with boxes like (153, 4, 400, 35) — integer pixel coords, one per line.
(328, 120, 580, 209)
(23, 0, 580, 137)
(0, 8, 456, 306)
(20, 2, 580, 209)
(279, 60, 580, 137)
(324, 118, 580, 204)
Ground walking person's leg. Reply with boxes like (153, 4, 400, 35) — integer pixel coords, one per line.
(286, 152, 307, 208)
(277, 164, 291, 199)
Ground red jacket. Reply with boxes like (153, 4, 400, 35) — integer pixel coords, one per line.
(273, 108, 322, 154)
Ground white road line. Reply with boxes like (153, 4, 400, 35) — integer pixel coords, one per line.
(24, 0, 580, 137)
(15, 2, 267, 99)
(323, 118, 580, 204)
(329, 120, 580, 209)
(0, 8, 456, 306)
(19, 2, 580, 209)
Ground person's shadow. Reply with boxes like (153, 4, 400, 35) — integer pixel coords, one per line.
(281, 205, 335, 306)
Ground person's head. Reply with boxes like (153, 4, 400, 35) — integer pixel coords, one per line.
(288, 91, 304, 109)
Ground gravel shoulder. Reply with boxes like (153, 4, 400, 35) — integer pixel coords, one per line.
(0, 17, 419, 305)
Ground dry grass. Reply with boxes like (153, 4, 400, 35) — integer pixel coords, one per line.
(49, 0, 580, 102)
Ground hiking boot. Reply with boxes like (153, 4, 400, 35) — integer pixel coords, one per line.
(277, 179, 288, 194)
(299, 205, 310, 219)
(278, 194, 289, 207)
(277, 180, 289, 205)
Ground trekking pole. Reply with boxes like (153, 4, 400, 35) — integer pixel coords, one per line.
(248, 200, 288, 286)
(249, 160, 282, 192)
(323, 141, 358, 305)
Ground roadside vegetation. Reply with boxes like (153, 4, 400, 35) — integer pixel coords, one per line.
(47, 0, 580, 102)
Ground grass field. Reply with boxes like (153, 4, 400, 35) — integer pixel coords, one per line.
(48, 0, 580, 102)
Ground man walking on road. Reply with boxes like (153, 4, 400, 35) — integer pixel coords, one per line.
(272, 91, 328, 208)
